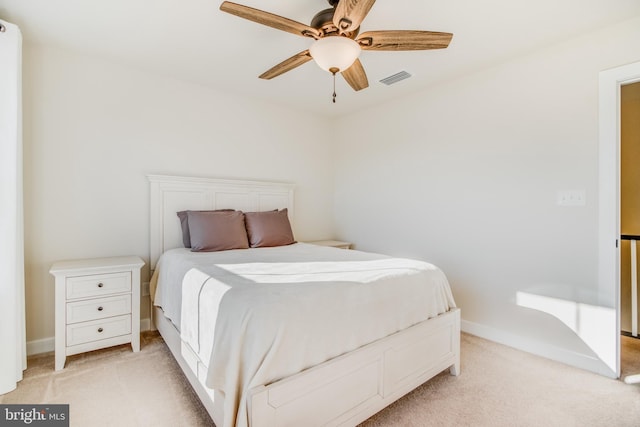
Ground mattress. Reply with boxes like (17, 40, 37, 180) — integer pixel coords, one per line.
(152, 243, 456, 427)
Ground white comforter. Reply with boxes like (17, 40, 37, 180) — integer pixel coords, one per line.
(153, 243, 456, 427)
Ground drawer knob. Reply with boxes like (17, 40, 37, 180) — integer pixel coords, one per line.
(97, 306, 104, 311)
(98, 327, 104, 333)
(97, 282, 104, 288)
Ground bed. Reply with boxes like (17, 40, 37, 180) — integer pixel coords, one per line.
(148, 175, 460, 427)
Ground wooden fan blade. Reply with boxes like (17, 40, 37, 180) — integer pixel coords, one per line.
(342, 59, 369, 91)
(357, 30, 453, 51)
(333, 0, 376, 33)
(259, 50, 313, 80)
(220, 2, 320, 39)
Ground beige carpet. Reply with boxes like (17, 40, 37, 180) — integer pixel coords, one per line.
(1, 333, 211, 426)
(2, 332, 640, 427)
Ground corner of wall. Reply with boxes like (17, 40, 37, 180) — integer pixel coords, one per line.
(461, 319, 616, 378)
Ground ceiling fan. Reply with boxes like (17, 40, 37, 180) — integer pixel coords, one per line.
(219, 0, 453, 102)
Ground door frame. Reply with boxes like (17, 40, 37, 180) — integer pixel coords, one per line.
(598, 60, 640, 378)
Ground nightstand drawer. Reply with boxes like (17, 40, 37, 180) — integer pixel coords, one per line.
(66, 314, 131, 346)
(66, 271, 131, 300)
(66, 294, 132, 324)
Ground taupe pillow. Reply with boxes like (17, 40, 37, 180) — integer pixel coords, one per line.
(177, 209, 234, 248)
(244, 208, 296, 248)
(187, 210, 249, 252)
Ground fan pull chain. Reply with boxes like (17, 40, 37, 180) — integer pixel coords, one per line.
(332, 74, 337, 103)
(330, 67, 339, 104)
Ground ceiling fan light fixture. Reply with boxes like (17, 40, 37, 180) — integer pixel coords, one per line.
(309, 36, 361, 74)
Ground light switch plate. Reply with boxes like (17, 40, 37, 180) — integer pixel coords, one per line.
(557, 190, 586, 206)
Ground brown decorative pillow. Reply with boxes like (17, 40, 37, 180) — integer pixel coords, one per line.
(244, 208, 296, 248)
(177, 209, 234, 248)
(187, 210, 249, 252)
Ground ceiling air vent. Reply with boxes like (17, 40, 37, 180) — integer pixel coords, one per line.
(379, 71, 412, 86)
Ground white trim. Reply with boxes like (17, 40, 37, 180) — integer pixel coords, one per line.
(140, 317, 151, 332)
(598, 60, 640, 379)
(632, 240, 638, 337)
(461, 320, 615, 378)
(26, 337, 54, 356)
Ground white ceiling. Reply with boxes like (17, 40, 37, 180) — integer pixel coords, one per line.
(2, 0, 640, 117)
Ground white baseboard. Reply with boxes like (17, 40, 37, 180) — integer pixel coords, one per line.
(461, 319, 616, 378)
(27, 337, 55, 356)
(28, 317, 615, 378)
(27, 317, 153, 356)
(140, 317, 151, 333)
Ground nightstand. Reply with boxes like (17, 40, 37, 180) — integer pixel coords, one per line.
(307, 240, 353, 249)
(50, 256, 145, 371)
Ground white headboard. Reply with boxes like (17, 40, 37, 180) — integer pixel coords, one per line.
(148, 175, 295, 270)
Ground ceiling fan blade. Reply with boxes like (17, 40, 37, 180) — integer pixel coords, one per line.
(341, 59, 369, 91)
(259, 50, 313, 80)
(357, 30, 453, 51)
(333, 0, 376, 33)
(220, 2, 320, 39)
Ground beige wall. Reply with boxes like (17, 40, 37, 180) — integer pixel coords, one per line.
(22, 44, 336, 348)
(332, 16, 640, 375)
(20, 13, 640, 376)
(620, 81, 640, 333)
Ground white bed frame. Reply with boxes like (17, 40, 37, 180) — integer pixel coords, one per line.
(148, 174, 460, 427)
